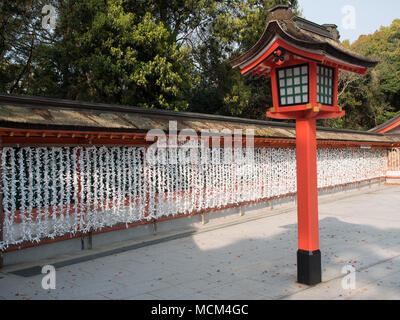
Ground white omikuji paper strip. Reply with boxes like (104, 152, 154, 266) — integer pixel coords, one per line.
(0, 145, 388, 250)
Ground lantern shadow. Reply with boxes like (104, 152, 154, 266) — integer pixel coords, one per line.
(86, 212, 400, 300)
(149, 214, 400, 300)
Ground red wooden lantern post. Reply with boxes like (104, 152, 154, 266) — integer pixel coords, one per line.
(231, 5, 377, 285)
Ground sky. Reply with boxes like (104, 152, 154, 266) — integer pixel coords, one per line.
(298, 0, 400, 43)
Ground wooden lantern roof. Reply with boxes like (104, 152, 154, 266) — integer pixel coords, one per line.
(230, 5, 378, 77)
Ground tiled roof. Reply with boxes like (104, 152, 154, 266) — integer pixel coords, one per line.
(369, 114, 400, 133)
(0, 94, 399, 144)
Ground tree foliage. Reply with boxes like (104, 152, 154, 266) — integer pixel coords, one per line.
(0, 0, 51, 94)
(0, 0, 297, 113)
(321, 19, 400, 130)
(1, 1, 399, 131)
(31, 0, 198, 110)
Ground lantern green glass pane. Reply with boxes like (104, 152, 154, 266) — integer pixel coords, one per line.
(277, 64, 309, 106)
(317, 65, 334, 106)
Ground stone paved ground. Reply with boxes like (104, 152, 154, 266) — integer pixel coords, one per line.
(1, 185, 400, 300)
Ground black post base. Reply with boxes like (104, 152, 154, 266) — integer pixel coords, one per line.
(297, 249, 322, 285)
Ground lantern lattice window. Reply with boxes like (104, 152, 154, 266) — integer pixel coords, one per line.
(317, 65, 334, 105)
(277, 64, 309, 106)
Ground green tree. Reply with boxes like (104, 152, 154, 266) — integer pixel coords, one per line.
(322, 19, 400, 130)
(0, 0, 54, 94)
(188, 0, 298, 119)
(30, 0, 197, 110)
(0, 0, 304, 116)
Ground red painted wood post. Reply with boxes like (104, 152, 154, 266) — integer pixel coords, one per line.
(295, 117, 321, 285)
(309, 62, 318, 106)
(333, 67, 339, 107)
(270, 67, 279, 110)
